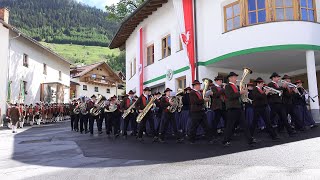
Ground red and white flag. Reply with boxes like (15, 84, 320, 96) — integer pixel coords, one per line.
(173, 0, 196, 81)
(136, 28, 144, 95)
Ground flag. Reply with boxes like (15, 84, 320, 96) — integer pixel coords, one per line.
(137, 28, 144, 95)
(173, 0, 196, 81)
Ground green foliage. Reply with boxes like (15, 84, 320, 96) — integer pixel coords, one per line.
(0, 0, 119, 46)
(41, 43, 125, 73)
(105, 0, 145, 23)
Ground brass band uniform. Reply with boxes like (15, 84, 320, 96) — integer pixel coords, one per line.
(120, 90, 137, 138)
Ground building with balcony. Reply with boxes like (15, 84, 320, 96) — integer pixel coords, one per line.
(109, 0, 320, 121)
(70, 62, 125, 99)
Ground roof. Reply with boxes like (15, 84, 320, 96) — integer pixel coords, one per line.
(71, 61, 123, 83)
(109, 0, 168, 49)
(0, 19, 71, 65)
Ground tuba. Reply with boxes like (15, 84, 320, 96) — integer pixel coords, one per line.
(239, 67, 253, 103)
(90, 95, 106, 116)
(136, 96, 156, 123)
(80, 102, 88, 115)
(167, 96, 179, 113)
(202, 78, 212, 108)
(176, 89, 184, 112)
(105, 99, 119, 113)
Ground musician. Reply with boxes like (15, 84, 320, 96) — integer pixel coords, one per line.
(48, 104, 54, 123)
(120, 90, 137, 138)
(188, 80, 213, 144)
(210, 76, 227, 137)
(70, 99, 77, 131)
(9, 103, 20, 133)
(245, 83, 254, 126)
(158, 88, 183, 143)
(88, 95, 97, 135)
(223, 72, 253, 146)
(281, 75, 305, 131)
(105, 96, 121, 138)
(135, 87, 158, 142)
(268, 72, 295, 136)
(73, 98, 81, 132)
(79, 97, 89, 134)
(27, 104, 34, 126)
(180, 87, 191, 135)
(251, 77, 278, 140)
(18, 103, 25, 128)
(34, 103, 41, 125)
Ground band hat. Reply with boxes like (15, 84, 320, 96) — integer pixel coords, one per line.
(214, 76, 224, 81)
(270, 72, 281, 79)
(227, 72, 239, 78)
(143, 87, 151, 91)
(155, 92, 161, 95)
(295, 80, 304, 84)
(247, 82, 255, 86)
(254, 77, 264, 83)
(128, 90, 135, 95)
(91, 95, 96, 98)
(164, 88, 173, 93)
(192, 80, 202, 86)
(184, 87, 192, 91)
(282, 74, 292, 80)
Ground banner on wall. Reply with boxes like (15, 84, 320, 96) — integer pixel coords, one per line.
(173, 0, 196, 82)
(136, 27, 144, 95)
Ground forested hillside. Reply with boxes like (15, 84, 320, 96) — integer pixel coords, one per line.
(0, 0, 118, 46)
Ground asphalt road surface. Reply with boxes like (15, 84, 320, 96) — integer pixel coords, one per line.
(1, 120, 320, 180)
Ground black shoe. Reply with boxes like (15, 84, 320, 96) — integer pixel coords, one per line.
(152, 137, 159, 142)
(159, 138, 166, 143)
(208, 140, 214, 145)
(137, 137, 144, 142)
(271, 136, 280, 141)
(85, 130, 89, 134)
(114, 134, 120, 138)
(176, 138, 184, 143)
(80, 131, 83, 134)
(98, 131, 103, 135)
(189, 141, 196, 145)
(223, 141, 231, 147)
(311, 124, 318, 129)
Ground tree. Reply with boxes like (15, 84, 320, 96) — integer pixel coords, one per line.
(105, 0, 145, 23)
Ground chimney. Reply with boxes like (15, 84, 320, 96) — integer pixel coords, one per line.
(0, 8, 9, 24)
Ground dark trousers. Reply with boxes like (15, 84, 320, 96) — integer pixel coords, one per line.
(74, 114, 79, 131)
(89, 115, 101, 134)
(188, 111, 212, 142)
(213, 109, 226, 136)
(270, 103, 294, 134)
(80, 114, 88, 133)
(286, 104, 304, 130)
(70, 114, 75, 130)
(223, 108, 252, 143)
(160, 111, 179, 140)
(123, 113, 137, 136)
(106, 112, 120, 135)
(252, 106, 277, 138)
(138, 113, 156, 138)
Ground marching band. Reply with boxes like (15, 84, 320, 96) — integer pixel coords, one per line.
(5, 69, 319, 146)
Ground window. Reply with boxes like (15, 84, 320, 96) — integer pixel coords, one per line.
(43, 63, 47, 75)
(91, 74, 97, 79)
(133, 58, 136, 76)
(83, 85, 87, 91)
(248, 0, 267, 24)
(129, 61, 133, 78)
(147, 44, 154, 65)
(23, 54, 28, 67)
(102, 76, 106, 80)
(59, 71, 62, 80)
(94, 87, 99, 92)
(274, 0, 295, 21)
(106, 88, 110, 93)
(300, 0, 316, 21)
(162, 35, 171, 58)
(224, 1, 241, 31)
(23, 81, 28, 95)
(177, 76, 186, 89)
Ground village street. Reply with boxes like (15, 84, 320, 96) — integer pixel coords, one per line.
(1, 121, 320, 180)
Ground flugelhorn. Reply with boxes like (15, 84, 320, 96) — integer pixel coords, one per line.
(239, 67, 253, 103)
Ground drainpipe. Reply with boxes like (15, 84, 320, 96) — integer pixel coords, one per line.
(193, 0, 199, 80)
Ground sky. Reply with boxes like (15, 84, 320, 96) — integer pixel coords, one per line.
(76, 0, 120, 10)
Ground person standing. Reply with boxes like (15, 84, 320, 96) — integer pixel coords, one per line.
(159, 88, 183, 143)
(188, 80, 213, 144)
(79, 97, 89, 134)
(223, 72, 254, 146)
(10, 104, 20, 133)
(251, 77, 279, 140)
(135, 87, 158, 142)
(105, 96, 121, 138)
(120, 90, 137, 139)
(88, 95, 98, 135)
(69, 99, 77, 131)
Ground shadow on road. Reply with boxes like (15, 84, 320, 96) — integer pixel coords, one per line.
(11, 121, 320, 168)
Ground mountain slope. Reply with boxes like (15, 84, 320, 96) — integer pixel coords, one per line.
(0, 0, 118, 46)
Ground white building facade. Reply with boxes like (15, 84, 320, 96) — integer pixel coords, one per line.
(110, 0, 320, 121)
(0, 8, 70, 124)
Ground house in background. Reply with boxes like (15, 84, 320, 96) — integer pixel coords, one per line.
(70, 62, 125, 99)
(0, 7, 70, 125)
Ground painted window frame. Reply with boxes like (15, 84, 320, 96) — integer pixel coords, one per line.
(94, 87, 99, 92)
(83, 85, 87, 91)
(224, 1, 242, 31)
(147, 44, 155, 65)
(176, 76, 187, 89)
(162, 34, 171, 59)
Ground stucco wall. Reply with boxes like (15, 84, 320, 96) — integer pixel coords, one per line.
(0, 24, 9, 122)
(8, 31, 70, 104)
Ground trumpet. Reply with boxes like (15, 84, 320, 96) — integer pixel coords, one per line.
(280, 80, 301, 96)
(263, 86, 282, 96)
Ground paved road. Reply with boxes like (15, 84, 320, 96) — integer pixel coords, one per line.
(1, 121, 320, 180)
